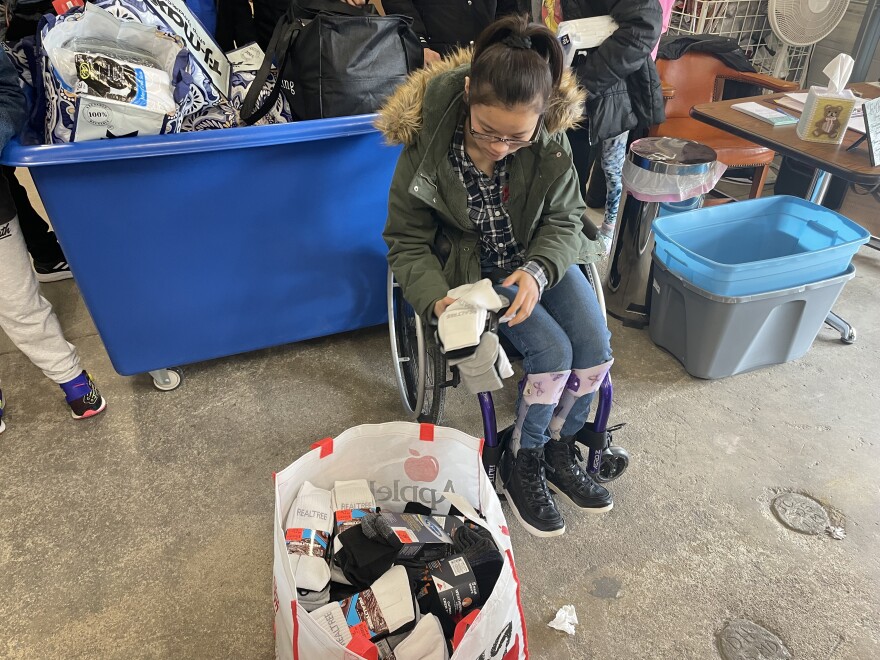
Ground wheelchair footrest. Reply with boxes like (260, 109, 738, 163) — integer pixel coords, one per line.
(575, 422, 626, 450)
(576, 423, 609, 451)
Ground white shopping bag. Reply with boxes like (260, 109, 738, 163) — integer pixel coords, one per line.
(556, 16, 618, 68)
(273, 421, 528, 660)
(95, 0, 231, 103)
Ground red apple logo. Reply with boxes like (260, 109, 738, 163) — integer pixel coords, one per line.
(404, 449, 440, 482)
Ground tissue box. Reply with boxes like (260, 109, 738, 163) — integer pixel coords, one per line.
(796, 86, 857, 145)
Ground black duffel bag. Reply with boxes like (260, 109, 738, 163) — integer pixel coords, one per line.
(3, 0, 56, 41)
(241, 0, 423, 124)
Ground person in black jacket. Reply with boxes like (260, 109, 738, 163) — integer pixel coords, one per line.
(2, 3, 72, 280)
(565, 0, 664, 214)
(518, 0, 663, 223)
(215, 0, 258, 51)
(561, 0, 663, 144)
(382, 0, 519, 64)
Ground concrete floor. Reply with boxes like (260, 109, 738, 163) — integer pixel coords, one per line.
(1, 200, 879, 659)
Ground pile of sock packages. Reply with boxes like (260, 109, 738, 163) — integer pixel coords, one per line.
(286, 480, 505, 660)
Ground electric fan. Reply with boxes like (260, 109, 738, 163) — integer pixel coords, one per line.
(768, 0, 851, 80)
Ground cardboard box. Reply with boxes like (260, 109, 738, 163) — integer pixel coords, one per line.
(381, 512, 454, 560)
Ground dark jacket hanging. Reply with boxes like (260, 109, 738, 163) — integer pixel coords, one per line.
(560, 0, 665, 143)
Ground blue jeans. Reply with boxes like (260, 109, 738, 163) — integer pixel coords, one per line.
(493, 265, 612, 449)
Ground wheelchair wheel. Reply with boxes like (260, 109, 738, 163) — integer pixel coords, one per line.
(581, 262, 606, 320)
(388, 270, 447, 424)
(594, 446, 630, 483)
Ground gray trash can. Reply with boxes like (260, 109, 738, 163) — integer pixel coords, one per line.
(603, 137, 723, 328)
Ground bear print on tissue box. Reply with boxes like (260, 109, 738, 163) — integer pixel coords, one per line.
(796, 86, 857, 145)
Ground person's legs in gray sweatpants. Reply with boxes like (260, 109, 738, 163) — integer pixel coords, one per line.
(0, 181, 106, 432)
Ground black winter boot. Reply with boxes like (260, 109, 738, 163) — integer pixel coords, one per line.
(500, 446, 565, 537)
(544, 438, 613, 512)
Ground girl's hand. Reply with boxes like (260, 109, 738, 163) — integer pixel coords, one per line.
(434, 296, 457, 319)
(501, 270, 539, 326)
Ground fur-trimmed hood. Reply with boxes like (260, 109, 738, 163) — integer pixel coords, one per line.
(375, 48, 586, 146)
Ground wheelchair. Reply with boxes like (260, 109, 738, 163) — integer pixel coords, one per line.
(387, 262, 630, 486)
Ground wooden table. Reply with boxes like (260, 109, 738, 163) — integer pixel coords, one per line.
(692, 82, 880, 187)
(690, 83, 880, 344)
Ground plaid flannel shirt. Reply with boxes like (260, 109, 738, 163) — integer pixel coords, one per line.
(448, 122, 548, 295)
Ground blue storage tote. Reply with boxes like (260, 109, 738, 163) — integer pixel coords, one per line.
(1, 116, 400, 376)
(652, 195, 869, 296)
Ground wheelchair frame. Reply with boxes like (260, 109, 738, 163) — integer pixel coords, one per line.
(388, 264, 628, 485)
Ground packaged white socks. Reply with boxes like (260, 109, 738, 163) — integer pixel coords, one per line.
(293, 479, 489, 657)
(284, 481, 333, 593)
(311, 565, 415, 643)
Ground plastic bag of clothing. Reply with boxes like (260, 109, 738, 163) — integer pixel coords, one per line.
(93, 0, 230, 110)
(180, 42, 292, 131)
(40, 3, 192, 142)
(226, 42, 292, 126)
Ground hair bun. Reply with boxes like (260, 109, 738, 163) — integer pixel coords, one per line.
(502, 34, 532, 50)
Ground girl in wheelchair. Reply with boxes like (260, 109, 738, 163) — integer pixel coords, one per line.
(379, 15, 614, 538)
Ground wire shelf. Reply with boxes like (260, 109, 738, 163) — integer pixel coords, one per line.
(668, 0, 813, 86)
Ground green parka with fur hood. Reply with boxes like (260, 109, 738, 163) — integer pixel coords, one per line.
(377, 50, 605, 323)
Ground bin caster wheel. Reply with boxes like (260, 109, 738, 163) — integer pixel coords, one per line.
(842, 327, 857, 344)
(151, 368, 182, 391)
(594, 446, 630, 483)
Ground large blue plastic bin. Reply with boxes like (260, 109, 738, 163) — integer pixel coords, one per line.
(652, 196, 869, 296)
(1, 116, 400, 376)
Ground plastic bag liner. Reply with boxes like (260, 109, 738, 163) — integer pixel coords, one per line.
(622, 136, 726, 203)
(622, 158, 727, 203)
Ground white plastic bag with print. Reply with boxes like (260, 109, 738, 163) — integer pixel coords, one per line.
(273, 421, 528, 660)
(40, 4, 191, 143)
(94, 0, 231, 112)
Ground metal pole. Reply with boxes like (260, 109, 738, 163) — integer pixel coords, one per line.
(852, 0, 880, 83)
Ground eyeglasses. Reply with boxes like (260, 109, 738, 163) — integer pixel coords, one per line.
(468, 112, 543, 149)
